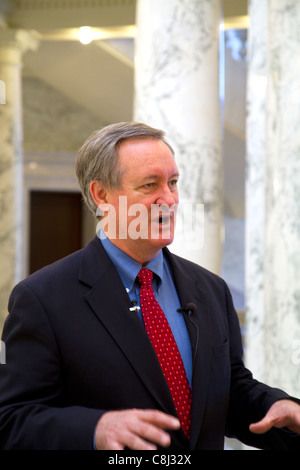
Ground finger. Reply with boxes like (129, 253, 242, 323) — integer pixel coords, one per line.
(139, 409, 180, 430)
(128, 410, 180, 448)
(132, 421, 172, 448)
(105, 440, 126, 450)
(249, 413, 290, 434)
(249, 417, 276, 434)
(119, 430, 159, 451)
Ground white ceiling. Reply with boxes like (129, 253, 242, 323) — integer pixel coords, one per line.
(23, 38, 135, 123)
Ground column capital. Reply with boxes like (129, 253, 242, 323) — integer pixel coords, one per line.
(0, 29, 39, 64)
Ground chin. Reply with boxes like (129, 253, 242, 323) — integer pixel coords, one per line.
(150, 235, 174, 250)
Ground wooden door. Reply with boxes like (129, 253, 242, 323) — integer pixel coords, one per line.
(29, 191, 82, 274)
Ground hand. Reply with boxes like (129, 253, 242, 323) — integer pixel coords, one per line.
(249, 399, 300, 435)
(94, 408, 181, 450)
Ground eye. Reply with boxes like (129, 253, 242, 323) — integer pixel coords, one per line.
(141, 182, 156, 191)
(169, 179, 178, 191)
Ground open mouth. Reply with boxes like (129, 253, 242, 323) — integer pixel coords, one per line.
(150, 203, 177, 236)
(158, 215, 170, 224)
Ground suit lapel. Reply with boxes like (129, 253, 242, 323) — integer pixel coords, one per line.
(164, 248, 214, 449)
(79, 238, 177, 417)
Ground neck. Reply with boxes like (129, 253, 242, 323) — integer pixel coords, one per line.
(104, 235, 162, 266)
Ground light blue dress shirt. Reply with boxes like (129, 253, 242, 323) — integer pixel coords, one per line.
(99, 233, 193, 387)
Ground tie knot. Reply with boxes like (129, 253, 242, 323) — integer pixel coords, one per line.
(137, 268, 153, 288)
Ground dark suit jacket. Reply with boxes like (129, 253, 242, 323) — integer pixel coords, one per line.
(0, 237, 299, 449)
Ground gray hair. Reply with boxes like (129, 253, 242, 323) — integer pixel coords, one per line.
(75, 121, 174, 216)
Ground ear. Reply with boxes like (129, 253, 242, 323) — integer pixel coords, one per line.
(89, 180, 108, 207)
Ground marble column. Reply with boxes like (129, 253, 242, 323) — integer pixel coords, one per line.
(245, 0, 267, 383)
(246, 0, 300, 396)
(0, 30, 38, 332)
(134, 0, 222, 274)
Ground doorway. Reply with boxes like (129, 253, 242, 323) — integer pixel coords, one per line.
(29, 191, 83, 274)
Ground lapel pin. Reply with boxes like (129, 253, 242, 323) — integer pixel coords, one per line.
(129, 300, 140, 312)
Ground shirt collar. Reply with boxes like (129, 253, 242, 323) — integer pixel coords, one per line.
(99, 231, 164, 294)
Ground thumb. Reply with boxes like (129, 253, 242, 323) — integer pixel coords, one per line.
(249, 415, 278, 434)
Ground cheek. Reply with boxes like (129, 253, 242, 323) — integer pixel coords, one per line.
(128, 195, 153, 214)
(173, 193, 179, 206)
(105, 190, 121, 206)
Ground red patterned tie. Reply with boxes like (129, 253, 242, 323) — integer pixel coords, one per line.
(137, 268, 192, 439)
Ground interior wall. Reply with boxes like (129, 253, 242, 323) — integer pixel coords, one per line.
(23, 76, 108, 153)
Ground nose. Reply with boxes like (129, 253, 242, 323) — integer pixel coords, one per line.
(155, 184, 178, 208)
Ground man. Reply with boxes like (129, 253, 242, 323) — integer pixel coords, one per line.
(0, 122, 300, 450)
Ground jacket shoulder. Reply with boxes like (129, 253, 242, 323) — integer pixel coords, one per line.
(13, 237, 104, 293)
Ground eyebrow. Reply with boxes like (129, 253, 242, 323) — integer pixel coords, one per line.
(139, 172, 180, 183)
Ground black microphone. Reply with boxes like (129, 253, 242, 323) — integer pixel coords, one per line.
(177, 303, 197, 316)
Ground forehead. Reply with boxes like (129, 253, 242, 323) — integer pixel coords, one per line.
(117, 137, 176, 173)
